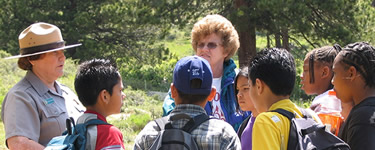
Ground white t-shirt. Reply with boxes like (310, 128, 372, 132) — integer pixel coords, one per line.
(211, 77, 226, 121)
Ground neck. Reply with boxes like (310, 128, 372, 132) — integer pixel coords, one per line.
(211, 63, 224, 78)
(353, 87, 375, 105)
(86, 106, 109, 118)
(259, 90, 289, 113)
(33, 72, 56, 92)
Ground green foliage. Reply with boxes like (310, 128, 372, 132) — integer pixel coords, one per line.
(248, 0, 360, 46)
(0, 0, 175, 71)
(109, 87, 163, 149)
(0, 123, 5, 149)
(119, 56, 178, 91)
(355, 0, 375, 44)
(126, 114, 152, 131)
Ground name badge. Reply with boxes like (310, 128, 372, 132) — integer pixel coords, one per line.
(43, 98, 55, 105)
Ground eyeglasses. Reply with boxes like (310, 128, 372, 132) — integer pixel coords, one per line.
(197, 42, 220, 49)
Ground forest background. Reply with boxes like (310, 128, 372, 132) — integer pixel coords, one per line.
(0, 0, 375, 149)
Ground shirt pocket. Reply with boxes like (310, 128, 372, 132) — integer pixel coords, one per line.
(42, 100, 66, 118)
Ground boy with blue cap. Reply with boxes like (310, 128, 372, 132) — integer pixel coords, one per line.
(134, 56, 241, 150)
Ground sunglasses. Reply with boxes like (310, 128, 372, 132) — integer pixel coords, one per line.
(197, 42, 220, 49)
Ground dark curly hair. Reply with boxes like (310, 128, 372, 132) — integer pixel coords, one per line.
(337, 42, 375, 88)
(248, 48, 296, 96)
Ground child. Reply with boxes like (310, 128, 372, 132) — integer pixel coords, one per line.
(300, 45, 343, 135)
(300, 45, 340, 113)
(135, 56, 241, 150)
(332, 42, 375, 149)
(234, 66, 259, 150)
(248, 48, 317, 150)
(74, 59, 125, 150)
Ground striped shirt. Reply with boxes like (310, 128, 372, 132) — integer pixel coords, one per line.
(134, 104, 241, 150)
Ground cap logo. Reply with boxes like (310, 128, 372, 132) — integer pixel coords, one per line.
(192, 68, 200, 76)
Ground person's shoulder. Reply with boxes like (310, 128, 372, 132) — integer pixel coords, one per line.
(204, 119, 238, 138)
(349, 102, 375, 125)
(7, 78, 31, 93)
(104, 124, 123, 136)
(137, 119, 160, 135)
(254, 111, 292, 127)
(206, 119, 236, 132)
(57, 82, 74, 93)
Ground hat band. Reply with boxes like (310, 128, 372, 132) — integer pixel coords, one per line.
(20, 41, 65, 55)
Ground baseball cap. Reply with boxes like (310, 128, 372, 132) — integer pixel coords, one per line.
(173, 56, 213, 95)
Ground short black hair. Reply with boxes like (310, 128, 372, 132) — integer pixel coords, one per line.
(248, 48, 296, 96)
(338, 42, 375, 88)
(74, 59, 120, 107)
(176, 79, 210, 104)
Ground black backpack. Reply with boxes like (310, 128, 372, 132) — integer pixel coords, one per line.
(45, 117, 109, 150)
(272, 108, 350, 150)
(149, 113, 210, 150)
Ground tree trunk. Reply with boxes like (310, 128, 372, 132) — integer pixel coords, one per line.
(282, 28, 289, 51)
(275, 33, 282, 48)
(266, 33, 270, 48)
(234, 0, 256, 68)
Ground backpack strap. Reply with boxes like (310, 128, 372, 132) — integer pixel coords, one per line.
(154, 113, 210, 133)
(155, 116, 169, 131)
(237, 115, 251, 140)
(181, 114, 210, 133)
(271, 108, 298, 150)
(84, 119, 110, 126)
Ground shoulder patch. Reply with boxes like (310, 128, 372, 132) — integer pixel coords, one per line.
(271, 115, 281, 123)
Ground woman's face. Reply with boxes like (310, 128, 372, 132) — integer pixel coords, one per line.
(196, 33, 228, 71)
(331, 55, 352, 103)
(236, 76, 256, 112)
(30, 50, 66, 81)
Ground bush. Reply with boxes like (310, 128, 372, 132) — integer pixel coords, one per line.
(119, 57, 178, 92)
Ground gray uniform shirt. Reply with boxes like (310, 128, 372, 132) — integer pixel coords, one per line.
(1, 71, 84, 146)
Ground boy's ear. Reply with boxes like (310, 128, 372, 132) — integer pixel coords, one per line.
(170, 83, 177, 99)
(206, 87, 217, 102)
(255, 78, 264, 95)
(99, 90, 110, 104)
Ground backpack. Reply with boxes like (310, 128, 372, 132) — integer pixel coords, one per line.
(45, 117, 109, 150)
(272, 108, 350, 150)
(149, 113, 210, 150)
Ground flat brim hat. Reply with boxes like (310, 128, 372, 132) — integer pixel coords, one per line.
(4, 22, 81, 59)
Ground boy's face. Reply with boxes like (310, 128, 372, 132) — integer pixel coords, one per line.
(300, 57, 325, 95)
(107, 78, 125, 115)
(248, 78, 264, 113)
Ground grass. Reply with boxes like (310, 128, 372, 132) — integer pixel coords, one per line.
(0, 123, 5, 150)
